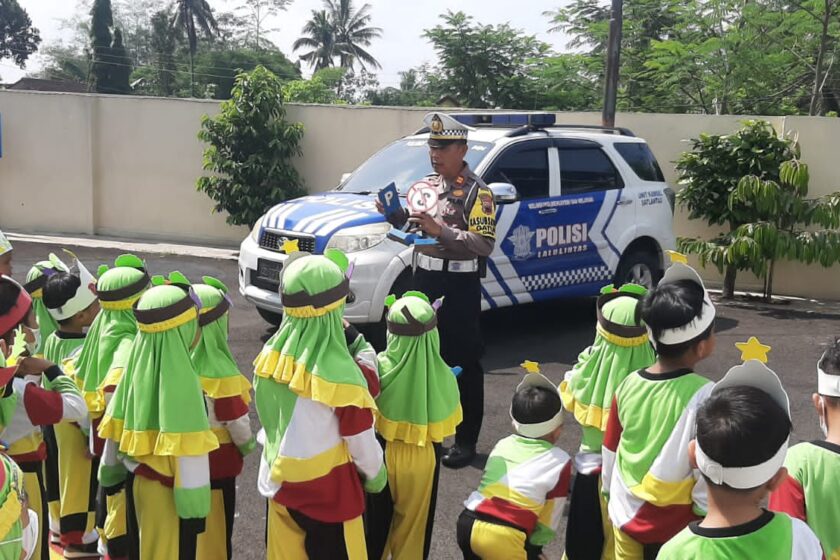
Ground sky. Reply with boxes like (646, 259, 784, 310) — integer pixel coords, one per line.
(1, 0, 571, 86)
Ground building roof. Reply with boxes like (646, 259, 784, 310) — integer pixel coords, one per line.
(5, 78, 88, 93)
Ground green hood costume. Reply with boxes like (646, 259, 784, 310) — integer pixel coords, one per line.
(191, 278, 251, 403)
(99, 278, 217, 458)
(24, 260, 63, 355)
(68, 254, 149, 416)
(375, 292, 461, 446)
(0, 453, 25, 560)
(560, 284, 656, 452)
(253, 250, 376, 410)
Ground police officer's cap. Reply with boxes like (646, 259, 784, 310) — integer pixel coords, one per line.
(424, 112, 473, 148)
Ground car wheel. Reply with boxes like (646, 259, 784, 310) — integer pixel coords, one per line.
(256, 307, 283, 326)
(614, 251, 661, 288)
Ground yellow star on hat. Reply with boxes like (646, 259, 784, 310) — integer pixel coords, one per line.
(666, 250, 689, 264)
(736, 337, 772, 363)
(281, 239, 300, 254)
(521, 360, 541, 374)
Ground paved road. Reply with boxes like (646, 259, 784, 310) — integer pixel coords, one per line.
(11, 241, 840, 559)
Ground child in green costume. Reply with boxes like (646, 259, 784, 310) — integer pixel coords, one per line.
(23, 260, 64, 357)
(99, 276, 216, 559)
(560, 284, 656, 560)
(365, 292, 462, 560)
(191, 277, 255, 560)
(0, 448, 39, 560)
(253, 250, 386, 560)
(41, 254, 101, 556)
(68, 254, 148, 560)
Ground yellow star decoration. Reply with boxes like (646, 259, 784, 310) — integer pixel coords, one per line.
(735, 337, 772, 363)
(281, 239, 300, 254)
(666, 250, 689, 264)
(521, 361, 541, 374)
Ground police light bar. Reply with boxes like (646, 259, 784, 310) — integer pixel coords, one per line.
(451, 113, 557, 127)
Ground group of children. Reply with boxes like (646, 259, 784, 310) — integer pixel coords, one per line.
(0, 227, 838, 560)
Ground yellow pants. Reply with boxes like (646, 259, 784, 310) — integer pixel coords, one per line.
(132, 475, 199, 560)
(21, 466, 45, 560)
(196, 481, 236, 560)
(101, 487, 128, 558)
(54, 421, 96, 545)
(613, 526, 653, 560)
(468, 519, 529, 560)
(267, 501, 367, 560)
(600, 479, 615, 560)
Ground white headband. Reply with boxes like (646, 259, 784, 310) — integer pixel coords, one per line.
(818, 363, 840, 398)
(695, 438, 788, 489)
(510, 410, 564, 438)
(648, 262, 716, 346)
(0, 230, 11, 257)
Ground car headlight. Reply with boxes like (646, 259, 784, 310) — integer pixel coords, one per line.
(326, 222, 391, 253)
(250, 221, 262, 242)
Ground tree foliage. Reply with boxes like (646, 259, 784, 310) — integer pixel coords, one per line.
(293, 0, 381, 71)
(171, 0, 218, 96)
(0, 0, 41, 67)
(197, 66, 305, 227)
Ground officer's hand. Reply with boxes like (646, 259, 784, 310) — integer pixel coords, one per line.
(409, 212, 442, 238)
(375, 200, 385, 215)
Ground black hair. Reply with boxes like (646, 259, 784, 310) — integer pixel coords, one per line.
(819, 338, 840, 407)
(696, 385, 791, 491)
(511, 385, 562, 427)
(43, 272, 81, 325)
(638, 279, 713, 359)
(0, 278, 25, 339)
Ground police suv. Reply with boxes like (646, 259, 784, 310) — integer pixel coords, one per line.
(238, 113, 675, 325)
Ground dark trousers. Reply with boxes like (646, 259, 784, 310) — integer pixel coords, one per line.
(565, 471, 604, 560)
(413, 267, 484, 447)
(365, 439, 443, 559)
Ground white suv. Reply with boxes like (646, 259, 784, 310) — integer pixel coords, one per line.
(238, 113, 676, 325)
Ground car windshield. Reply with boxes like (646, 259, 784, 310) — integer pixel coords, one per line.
(337, 139, 493, 194)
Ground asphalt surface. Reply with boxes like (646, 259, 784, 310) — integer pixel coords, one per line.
(9, 241, 840, 559)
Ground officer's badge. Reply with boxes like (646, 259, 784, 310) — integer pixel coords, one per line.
(468, 187, 496, 240)
(452, 189, 464, 197)
(430, 115, 444, 134)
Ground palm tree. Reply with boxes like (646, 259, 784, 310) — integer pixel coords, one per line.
(328, 0, 382, 70)
(293, 0, 381, 71)
(292, 10, 336, 71)
(171, 0, 218, 96)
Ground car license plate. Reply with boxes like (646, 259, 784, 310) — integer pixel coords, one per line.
(257, 259, 283, 283)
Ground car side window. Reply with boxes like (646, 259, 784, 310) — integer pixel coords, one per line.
(559, 147, 624, 194)
(485, 145, 550, 199)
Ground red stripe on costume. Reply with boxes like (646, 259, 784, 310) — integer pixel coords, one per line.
(23, 384, 64, 425)
(769, 474, 807, 523)
(209, 442, 244, 480)
(357, 362, 380, 398)
(335, 406, 374, 437)
(10, 444, 47, 463)
(134, 464, 174, 487)
(603, 396, 622, 452)
(213, 396, 249, 421)
(474, 497, 539, 534)
(275, 462, 365, 523)
(621, 501, 701, 544)
(90, 417, 104, 457)
(547, 461, 572, 499)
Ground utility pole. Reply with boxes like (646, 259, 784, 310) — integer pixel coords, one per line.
(602, 0, 623, 128)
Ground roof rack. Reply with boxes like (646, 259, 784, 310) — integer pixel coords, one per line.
(548, 124, 636, 137)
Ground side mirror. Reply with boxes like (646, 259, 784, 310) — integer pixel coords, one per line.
(340, 172, 352, 184)
(488, 182, 520, 204)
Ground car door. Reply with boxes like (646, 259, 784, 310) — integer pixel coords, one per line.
(552, 138, 629, 296)
(481, 139, 558, 308)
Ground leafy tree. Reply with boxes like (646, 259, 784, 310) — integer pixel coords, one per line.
(367, 66, 437, 106)
(0, 0, 41, 67)
(282, 67, 344, 103)
(172, 0, 218, 97)
(682, 159, 840, 301)
(328, 0, 381, 70)
(675, 121, 799, 297)
(293, 9, 336, 70)
(90, 0, 114, 93)
(150, 10, 177, 96)
(197, 66, 305, 227)
(235, 0, 293, 49)
(193, 46, 299, 99)
(423, 11, 550, 108)
(108, 28, 132, 93)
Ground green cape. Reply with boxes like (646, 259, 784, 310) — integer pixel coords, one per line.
(191, 280, 251, 403)
(69, 264, 149, 416)
(560, 287, 656, 451)
(375, 293, 461, 446)
(0, 453, 23, 558)
(25, 262, 60, 355)
(99, 284, 217, 458)
(253, 252, 375, 410)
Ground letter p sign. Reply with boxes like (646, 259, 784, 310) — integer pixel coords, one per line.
(378, 182, 400, 217)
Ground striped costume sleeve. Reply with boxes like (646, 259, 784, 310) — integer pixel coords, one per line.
(213, 397, 255, 455)
(174, 454, 211, 520)
(769, 473, 807, 523)
(601, 395, 622, 499)
(335, 405, 386, 493)
(21, 366, 87, 425)
(98, 438, 127, 489)
(530, 459, 573, 547)
(345, 325, 380, 398)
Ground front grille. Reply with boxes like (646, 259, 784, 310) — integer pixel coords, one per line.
(259, 230, 316, 253)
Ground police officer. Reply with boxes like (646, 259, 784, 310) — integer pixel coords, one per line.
(377, 112, 496, 468)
